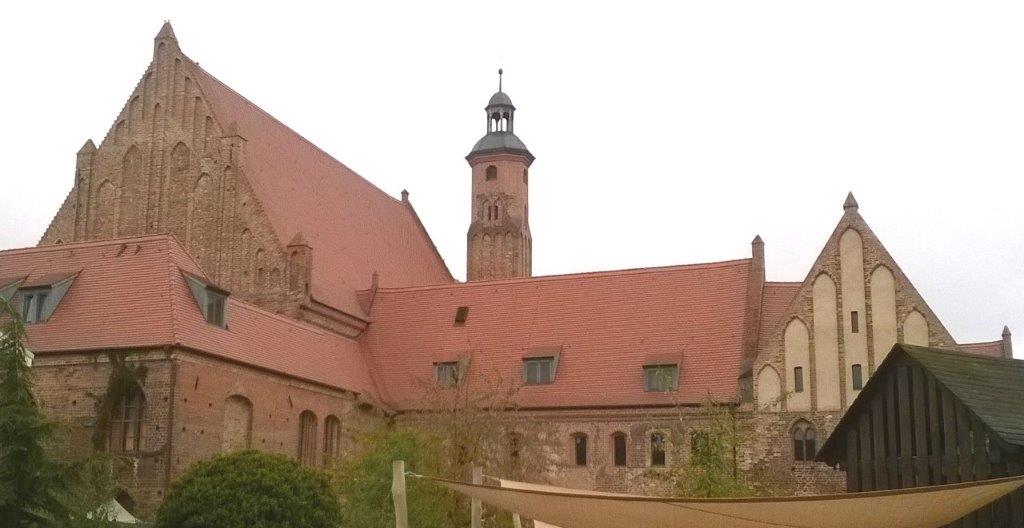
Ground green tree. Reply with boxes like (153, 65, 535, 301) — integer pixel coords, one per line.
(154, 450, 341, 528)
(0, 300, 122, 527)
(334, 426, 457, 528)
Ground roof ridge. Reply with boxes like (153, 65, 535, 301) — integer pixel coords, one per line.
(2, 234, 177, 255)
(228, 298, 330, 336)
(958, 339, 1003, 346)
(191, 65, 403, 206)
(374, 257, 753, 293)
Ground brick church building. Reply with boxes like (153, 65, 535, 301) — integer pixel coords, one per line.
(1, 23, 1014, 516)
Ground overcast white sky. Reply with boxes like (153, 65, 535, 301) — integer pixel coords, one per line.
(0, 1, 1020, 351)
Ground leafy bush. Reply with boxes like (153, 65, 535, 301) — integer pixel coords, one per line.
(334, 426, 460, 528)
(155, 450, 341, 528)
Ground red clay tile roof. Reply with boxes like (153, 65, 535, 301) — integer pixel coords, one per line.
(757, 282, 802, 348)
(189, 64, 453, 316)
(359, 259, 753, 410)
(0, 237, 377, 396)
(959, 340, 1006, 358)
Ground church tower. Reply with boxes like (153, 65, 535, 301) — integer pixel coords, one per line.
(466, 70, 535, 281)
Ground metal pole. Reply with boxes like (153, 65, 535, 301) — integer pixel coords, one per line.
(392, 460, 409, 528)
(471, 465, 483, 528)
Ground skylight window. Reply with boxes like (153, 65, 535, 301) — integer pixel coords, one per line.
(644, 364, 679, 392)
(523, 357, 556, 385)
(435, 361, 460, 387)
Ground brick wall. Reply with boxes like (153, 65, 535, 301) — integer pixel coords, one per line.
(31, 347, 382, 519)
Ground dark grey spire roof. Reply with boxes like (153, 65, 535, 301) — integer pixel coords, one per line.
(488, 91, 513, 107)
(468, 132, 532, 160)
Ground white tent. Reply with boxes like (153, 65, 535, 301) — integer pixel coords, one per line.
(425, 474, 1024, 528)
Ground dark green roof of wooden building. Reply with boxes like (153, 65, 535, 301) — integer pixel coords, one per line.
(818, 344, 1024, 462)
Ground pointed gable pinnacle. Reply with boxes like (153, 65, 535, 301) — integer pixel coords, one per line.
(843, 192, 859, 212)
(77, 139, 96, 155)
(287, 232, 310, 248)
(156, 21, 176, 41)
(752, 235, 764, 246)
(1004, 326, 1012, 338)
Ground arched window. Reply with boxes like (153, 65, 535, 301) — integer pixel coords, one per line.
(650, 432, 666, 467)
(486, 165, 498, 181)
(793, 421, 817, 462)
(323, 415, 342, 464)
(298, 410, 318, 466)
(222, 395, 253, 452)
(572, 433, 587, 466)
(612, 432, 627, 467)
(107, 383, 145, 453)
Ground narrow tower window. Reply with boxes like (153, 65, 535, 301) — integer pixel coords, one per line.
(851, 311, 860, 333)
(851, 364, 864, 390)
(793, 366, 804, 393)
(486, 165, 497, 181)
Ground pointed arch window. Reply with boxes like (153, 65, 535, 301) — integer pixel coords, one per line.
(222, 395, 253, 452)
(323, 415, 342, 464)
(298, 410, 318, 466)
(108, 383, 145, 453)
(793, 421, 817, 462)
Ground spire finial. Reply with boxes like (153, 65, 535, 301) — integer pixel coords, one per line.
(156, 21, 176, 41)
(498, 68, 503, 92)
(843, 192, 859, 212)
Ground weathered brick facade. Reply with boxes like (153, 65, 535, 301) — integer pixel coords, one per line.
(14, 22, 1014, 521)
(32, 348, 381, 516)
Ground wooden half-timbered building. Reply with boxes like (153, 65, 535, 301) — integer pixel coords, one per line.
(817, 344, 1024, 527)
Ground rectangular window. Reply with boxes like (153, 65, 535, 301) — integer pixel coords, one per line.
(454, 306, 469, 326)
(435, 362, 459, 387)
(644, 364, 679, 392)
(851, 311, 860, 333)
(573, 434, 587, 466)
(651, 433, 667, 467)
(852, 364, 864, 391)
(206, 290, 226, 327)
(613, 434, 627, 467)
(793, 366, 804, 393)
(524, 357, 555, 385)
(19, 288, 49, 324)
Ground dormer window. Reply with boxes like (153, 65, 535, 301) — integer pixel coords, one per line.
(206, 289, 226, 327)
(644, 364, 679, 392)
(435, 361, 460, 387)
(11, 272, 76, 325)
(19, 288, 49, 324)
(184, 272, 229, 329)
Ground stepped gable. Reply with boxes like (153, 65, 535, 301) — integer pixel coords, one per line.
(187, 53, 453, 312)
(360, 259, 753, 410)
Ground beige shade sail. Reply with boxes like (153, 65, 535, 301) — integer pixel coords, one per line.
(421, 474, 1024, 528)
